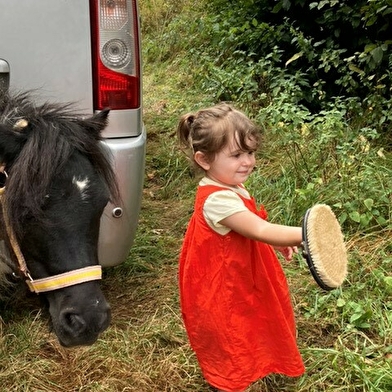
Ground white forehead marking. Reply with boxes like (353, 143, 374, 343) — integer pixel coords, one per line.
(72, 176, 90, 200)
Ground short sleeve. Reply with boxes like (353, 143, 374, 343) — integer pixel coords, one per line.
(203, 190, 248, 234)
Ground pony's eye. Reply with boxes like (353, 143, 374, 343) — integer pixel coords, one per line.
(0, 171, 7, 188)
(41, 194, 51, 209)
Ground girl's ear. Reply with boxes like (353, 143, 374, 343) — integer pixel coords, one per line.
(194, 151, 210, 171)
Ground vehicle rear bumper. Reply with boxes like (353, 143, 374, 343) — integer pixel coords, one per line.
(98, 126, 146, 267)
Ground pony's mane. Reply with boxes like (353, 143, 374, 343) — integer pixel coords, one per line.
(1, 92, 119, 240)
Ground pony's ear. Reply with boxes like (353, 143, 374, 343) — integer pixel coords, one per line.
(78, 109, 110, 140)
(0, 124, 28, 165)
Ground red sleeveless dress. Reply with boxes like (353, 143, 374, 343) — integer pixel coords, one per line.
(179, 185, 305, 391)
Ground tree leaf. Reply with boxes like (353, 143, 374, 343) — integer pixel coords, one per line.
(371, 47, 384, 64)
(349, 211, 361, 223)
(285, 51, 303, 67)
(282, 0, 291, 11)
(348, 63, 364, 74)
(364, 198, 374, 210)
(337, 298, 346, 307)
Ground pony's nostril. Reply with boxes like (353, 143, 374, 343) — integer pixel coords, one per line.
(60, 310, 87, 335)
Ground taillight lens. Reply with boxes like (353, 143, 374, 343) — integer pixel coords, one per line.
(90, 0, 140, 110)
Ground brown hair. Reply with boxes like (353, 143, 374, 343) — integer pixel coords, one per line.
(177, 103, 261, 169)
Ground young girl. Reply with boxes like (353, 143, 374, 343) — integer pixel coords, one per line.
(177, 103, 305, 392)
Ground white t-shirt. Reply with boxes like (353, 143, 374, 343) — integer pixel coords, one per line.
(200, 177, 251, 235)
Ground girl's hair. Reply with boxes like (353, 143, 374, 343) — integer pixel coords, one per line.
(177, 103, 261, 169)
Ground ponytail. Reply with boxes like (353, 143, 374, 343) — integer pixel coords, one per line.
(177, 113, 195, 149)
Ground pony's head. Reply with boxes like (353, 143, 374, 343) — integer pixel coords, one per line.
(0, 92, 119, 347)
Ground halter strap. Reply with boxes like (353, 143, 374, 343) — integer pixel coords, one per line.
(0, 168, 102, 294)
(26, 265, 102, 293)
(0, 169, 31, 278)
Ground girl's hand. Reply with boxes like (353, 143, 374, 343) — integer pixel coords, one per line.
(274, 246, 298, 262)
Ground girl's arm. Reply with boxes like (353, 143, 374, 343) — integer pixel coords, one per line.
(219, 210, 302, 247)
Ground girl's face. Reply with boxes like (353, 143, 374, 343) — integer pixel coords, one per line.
(195, 134, 257, 186)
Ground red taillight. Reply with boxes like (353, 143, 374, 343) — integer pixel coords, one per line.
(90, 0, 140, 110)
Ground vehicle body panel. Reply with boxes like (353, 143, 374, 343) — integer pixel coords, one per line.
(0, 0, 145, 267)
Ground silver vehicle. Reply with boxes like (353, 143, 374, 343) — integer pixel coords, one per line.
(0, 0, 146, 267)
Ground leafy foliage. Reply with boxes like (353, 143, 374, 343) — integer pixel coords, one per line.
(198, 0, 392, 128)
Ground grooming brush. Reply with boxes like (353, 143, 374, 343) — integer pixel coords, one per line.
(301, 204, 348, 291)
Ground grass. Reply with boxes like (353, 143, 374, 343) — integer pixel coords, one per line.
(1, 0, 392, 391)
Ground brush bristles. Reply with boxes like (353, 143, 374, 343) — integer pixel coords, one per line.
(306, 204, 348, 288)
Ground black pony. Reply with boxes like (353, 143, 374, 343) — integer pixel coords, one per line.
(0, 91, 119, 347)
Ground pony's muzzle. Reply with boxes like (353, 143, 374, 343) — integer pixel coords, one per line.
(57, 303, 111, 347)
(47, 284, 112, 347)
(60, 305, 111, 332)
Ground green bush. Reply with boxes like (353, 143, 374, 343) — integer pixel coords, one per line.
(200, 0, 392, 126)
